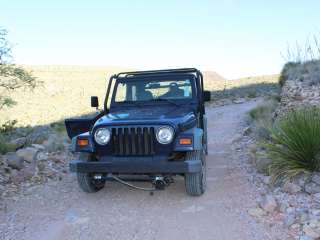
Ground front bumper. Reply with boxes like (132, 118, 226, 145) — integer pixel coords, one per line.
(69, 156, 201, 174)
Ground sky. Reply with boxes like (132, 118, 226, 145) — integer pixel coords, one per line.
(1, 0, 320, 79)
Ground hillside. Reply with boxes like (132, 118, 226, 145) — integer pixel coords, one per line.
(0, 65, 279, 127)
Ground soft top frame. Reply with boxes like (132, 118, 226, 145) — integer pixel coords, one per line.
(104, 68, 204, 113)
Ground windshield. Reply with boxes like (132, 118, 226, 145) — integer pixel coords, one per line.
(113, 78, 194, 103)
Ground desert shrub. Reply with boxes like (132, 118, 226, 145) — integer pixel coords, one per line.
(50, 120, 66, 134)
(266, 107, 320, 182)
(249, 99, 278, 140)
(279, 62, 301, 87)
(0, 134, 15, 154)
(0, 120, 17, 134)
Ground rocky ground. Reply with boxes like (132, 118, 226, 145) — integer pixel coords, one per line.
(0, 100, 292, 240)
(239, 135, 320, 240)
(0, 131, 71, 207)
(244, 61, 320, 240)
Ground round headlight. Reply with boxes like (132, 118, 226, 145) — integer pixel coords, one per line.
(94, 128, 111, 145)
(156, 126, 174, 144)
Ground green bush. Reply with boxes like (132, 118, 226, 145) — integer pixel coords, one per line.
(248, 99, 278, 140)
(0, 134, 15, 154)
(266, 107, 320, 182)
(249, 103, 274, 120)
(279, 62, 300, 87)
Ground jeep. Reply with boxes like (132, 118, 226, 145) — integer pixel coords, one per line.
(65, 68, 211, 196)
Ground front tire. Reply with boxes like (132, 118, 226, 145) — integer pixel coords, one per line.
(185, 150, 206, 196)
(77, 153, 105, 193)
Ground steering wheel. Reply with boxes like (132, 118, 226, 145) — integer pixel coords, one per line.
(169, 82, 178, 88)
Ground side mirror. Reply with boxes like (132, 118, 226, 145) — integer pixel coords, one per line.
(203, 91, 211, 102)
(91, 96, 99, 108)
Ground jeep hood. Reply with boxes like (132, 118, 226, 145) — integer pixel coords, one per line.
(94, 106, 196, 128)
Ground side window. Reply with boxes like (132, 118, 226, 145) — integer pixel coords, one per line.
(183, 80, 192, 97)
(132, 85, 137, 101)
(115, 83, 127, 102)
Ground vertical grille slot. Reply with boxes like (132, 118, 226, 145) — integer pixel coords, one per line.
(111, 126, 155, 156)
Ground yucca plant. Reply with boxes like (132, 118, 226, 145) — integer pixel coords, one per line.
(265, 107, 320, 183)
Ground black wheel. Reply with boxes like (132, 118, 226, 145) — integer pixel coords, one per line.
(77, 153, 105, 193)
(185, 150, 206, 196)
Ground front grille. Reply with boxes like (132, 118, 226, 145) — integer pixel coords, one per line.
(111, 127, 155, 156)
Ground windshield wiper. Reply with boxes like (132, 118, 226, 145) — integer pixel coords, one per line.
(152, 98, 180, 107)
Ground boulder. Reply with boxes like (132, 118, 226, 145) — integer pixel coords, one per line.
(16, 147, 39, 163)
(260, 195, 278, 213)
(3, 152, 24, 170)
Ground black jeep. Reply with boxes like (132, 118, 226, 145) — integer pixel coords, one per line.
(65, 68, 211, 196)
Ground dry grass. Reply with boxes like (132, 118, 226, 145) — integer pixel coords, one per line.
(0, 65, 280, 127)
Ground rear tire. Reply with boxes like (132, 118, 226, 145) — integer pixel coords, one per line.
(185, 150, 206, 196)
(77, 153, 105, 193)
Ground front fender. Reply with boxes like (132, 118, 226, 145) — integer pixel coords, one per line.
(71, 132, 95, 153)
(173, 127, 203, 152)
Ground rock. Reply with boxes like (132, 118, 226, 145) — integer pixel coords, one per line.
(311, 209, 320, 217)
(260, 195, 278, 213)
(255, 155, 272, 174)
(303, 224, 320, 239)
(299, 235, 315, 240)
(283, 181, 302, 194)
(35, 151, 48, 161)
(248, 207, 266, 217)
(305, 182, 320, 194)
(42, 135, 65, 152)
(233, 98, 246, 104)
(232, 133, 242, 143)
(3, 152, 24, 170)
(9, 137, 26, 150)
(279, 202, 290, 213)
(16, 147, 38, 163)
(261, 176, 271, 185)
(296, 174, 311, 188)
(37, 161, 46, 172)
(286, 207, 296, 214)
(242, 126, 251, 136)
(284, 214, 296, 227)
(300, 212, 310, 222)
(312, 173, 320, 185)
(31, 144, 46, 151)
(313, 193, 320, 203)
(21, 166, 36, 180)
(10, 170, 25, 184)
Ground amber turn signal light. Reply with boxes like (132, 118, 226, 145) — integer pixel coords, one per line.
(179, 138, 192, 145)
(77, 139, 89, 146)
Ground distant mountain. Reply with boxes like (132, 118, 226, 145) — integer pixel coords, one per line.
(203, 71, 226, 82)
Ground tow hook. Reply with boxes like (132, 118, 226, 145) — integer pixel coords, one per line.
(153, 176, 174, 190)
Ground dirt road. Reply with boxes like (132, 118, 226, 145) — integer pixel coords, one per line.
(0, 100, 288, 240)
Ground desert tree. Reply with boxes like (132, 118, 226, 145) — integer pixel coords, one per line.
(0, 28, 37, 110)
